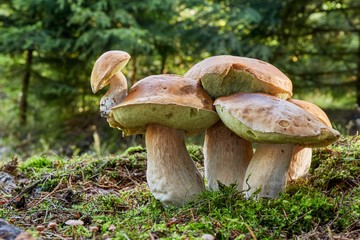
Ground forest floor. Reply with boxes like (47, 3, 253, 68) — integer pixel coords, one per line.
(0, 136, 359, 239)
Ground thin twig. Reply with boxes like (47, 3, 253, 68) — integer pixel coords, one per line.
(123, 232, 131, 240)
(244, 222, 257, 240)
(28, 178, 63, 207)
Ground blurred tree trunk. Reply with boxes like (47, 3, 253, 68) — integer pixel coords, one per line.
(357, 31, 360, 106)
(19, 49, 33, 125)
(160, 53, 167, 74)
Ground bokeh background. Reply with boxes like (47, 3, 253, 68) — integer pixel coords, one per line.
(0, 0, 359, 159)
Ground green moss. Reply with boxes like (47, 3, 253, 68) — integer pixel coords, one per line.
(187, 144, 204, 163)
(124, 146, 146, 155)
(122, 146, 147, 170)
(18, 155, 63, 178)
(3, 136, 359, 239)
(20, 155, 54, 170)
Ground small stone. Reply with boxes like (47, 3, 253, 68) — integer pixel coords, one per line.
(15, 232, 36, 240)
(0, 171, 17, 194)
(0, 219, 22, 239)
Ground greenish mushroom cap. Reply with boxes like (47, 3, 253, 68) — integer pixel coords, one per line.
(111, 74, 219, 136)
(214, 93, 340, 147)
(184, 55, 293, 99)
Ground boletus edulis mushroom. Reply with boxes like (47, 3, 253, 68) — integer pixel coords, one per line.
(214, 93, 340, 198)
(287, 98, 334, 181)
(90, 53, 219, 206)
(185, 55, 293, 191)
(90, 50, 130, 125)
(111, 74, 219, 205)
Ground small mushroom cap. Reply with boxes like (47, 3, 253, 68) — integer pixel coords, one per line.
(214, 93, 340, 147)
(184, 55, 292, 99)
(65, 219, 84, 226)
(108, 225, 116, 231)
(36, 225, 45, 232)
(111, 74, 219, 135)
(288, 98, 332, 127)
(47, 222, 58, 229)
(89, 226, 99, 232)
(90, 50, 131, 93)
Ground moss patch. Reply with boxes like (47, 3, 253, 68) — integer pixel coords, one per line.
(0, 136, 359, 239)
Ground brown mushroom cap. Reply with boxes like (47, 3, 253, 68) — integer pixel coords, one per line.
(90, 50, 131, 93)
(288, 98, 332, 127)
(47, 222, 58, 230)
(111, 74, 219, 135)
(35, 225, 45, 232)
(184, 55, 293, 99)
(214, 93, 340, 147)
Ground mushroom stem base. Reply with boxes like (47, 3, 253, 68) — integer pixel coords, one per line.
(204, 121, 253, 191)
(288, 146, 312, 181)
(243, 143, 293, 198)
(146, 123, 205, 206)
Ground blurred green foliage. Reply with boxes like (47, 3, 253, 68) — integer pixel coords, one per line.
(0, 0, 359, 158)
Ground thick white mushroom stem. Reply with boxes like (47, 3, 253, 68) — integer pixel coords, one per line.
(204, 121, 253, 191)
(145, 123, 205, 206)
(100, 72, 128, 117)
(287, 146, 312, 181)
(243, 143, 294, 198)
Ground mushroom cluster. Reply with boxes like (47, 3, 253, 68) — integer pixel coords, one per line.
(184, 55, 340, 198)
(90, 51, 340, 205)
